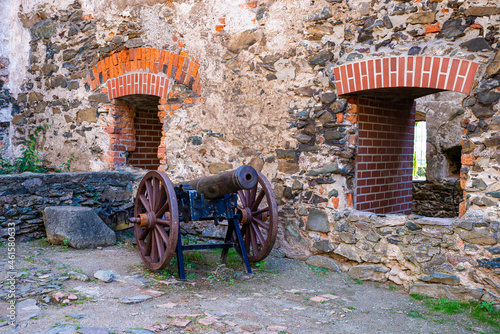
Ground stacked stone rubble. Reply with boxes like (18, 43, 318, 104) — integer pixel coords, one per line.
(0, 171, 136, 239)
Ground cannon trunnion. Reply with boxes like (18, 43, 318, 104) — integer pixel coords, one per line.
(130, 165, 278, 279)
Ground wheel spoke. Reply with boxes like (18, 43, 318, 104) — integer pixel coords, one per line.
(136, 228, 146, 252)
(252, 207, 269, 216)
(244, 189, 251, 207)
(152, 178, 159, 212)
(145, 180, 154, 210)
(156, 183, 166, 212)
(139, 195, 152, 212)
(249, 186, 257, 206)
(251, 222, 266, 246)
(155, 225, 169, 245)
(145, 231, 153, 256)
(252, 217, 270, 230)
(139, 227, 149, 241)
(237, 190, 247, 208)
(251, 189, 265, 211)
(249, 225, 259, 256)
(156, 197, 170, 218)
(151, 232, 158, 263)
(156, 218, 172, 226)
(151, 177, 158, 211)
(155, 229, 164, 261)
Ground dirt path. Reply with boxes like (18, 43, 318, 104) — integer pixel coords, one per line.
(0, 240, 496, 334)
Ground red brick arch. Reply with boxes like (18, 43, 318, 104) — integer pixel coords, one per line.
(333, 56, 479, 96)
(84, 47, 203, 101)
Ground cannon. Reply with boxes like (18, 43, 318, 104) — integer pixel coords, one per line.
(129, 165, 278, 279)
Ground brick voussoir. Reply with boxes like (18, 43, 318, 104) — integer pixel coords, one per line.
(333, 56, 479, 96)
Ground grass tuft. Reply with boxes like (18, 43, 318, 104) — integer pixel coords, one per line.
(410, 294, 500, 329)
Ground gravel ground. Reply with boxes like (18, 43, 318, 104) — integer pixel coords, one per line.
(0, 239, 497, 334)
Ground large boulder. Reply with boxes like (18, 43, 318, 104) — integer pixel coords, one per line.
(44, 206, 116, 248)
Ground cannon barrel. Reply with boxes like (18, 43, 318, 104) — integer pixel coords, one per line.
(187, 165, 258, 199)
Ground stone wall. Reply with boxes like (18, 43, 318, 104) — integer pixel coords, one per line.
(0, 171, 136, 239)
(277, 209, 500, 303)
(413, 180, 463, 218)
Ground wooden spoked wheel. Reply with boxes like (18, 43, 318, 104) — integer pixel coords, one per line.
(132, 171, 179, 271)
(233, 171, 278, 262)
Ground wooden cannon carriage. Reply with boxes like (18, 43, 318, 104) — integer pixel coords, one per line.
(129, 165, 278, 280)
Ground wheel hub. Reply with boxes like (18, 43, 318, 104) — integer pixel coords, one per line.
(240, 207, 252, 224)
(130, 212, 157, 229)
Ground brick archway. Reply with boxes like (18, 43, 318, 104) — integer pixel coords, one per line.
(333, 56, 480, 216)
(84, 48, 203, 170)
(333, 56, 479, 96)
(84, 47, 203, 100)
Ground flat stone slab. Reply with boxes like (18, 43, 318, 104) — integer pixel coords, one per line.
(17, 298, 41, 321)
(78, 327, 111, 334)
(413, 217, 454, 226)
(44, 206, 116, 249)
(74, 286, 101, 298)
(45, 325, 78, 334)
(119, 294, 153, 304)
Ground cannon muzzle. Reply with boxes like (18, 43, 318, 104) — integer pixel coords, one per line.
(187, 165, 258, 199)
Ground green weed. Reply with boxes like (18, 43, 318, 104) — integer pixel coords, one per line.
(56, 153, 74, 172)
(254, 261, 266, 270)
(24, 255, 36, 263)
(410, 294, 500, 329)
(0, 124, 50, 174)
(185, 250, 204, 263)
(388, 284, 398, 291)
(407, 310, 426, 319)
(410, 293, 427, 301)
(308, 265, 328, 275)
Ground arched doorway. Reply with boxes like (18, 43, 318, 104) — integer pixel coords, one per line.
(333, 56, 479, 215)
(83, 47, 203, 171)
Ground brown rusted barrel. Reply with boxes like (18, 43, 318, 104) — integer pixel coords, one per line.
(187, 165, 258, 199)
